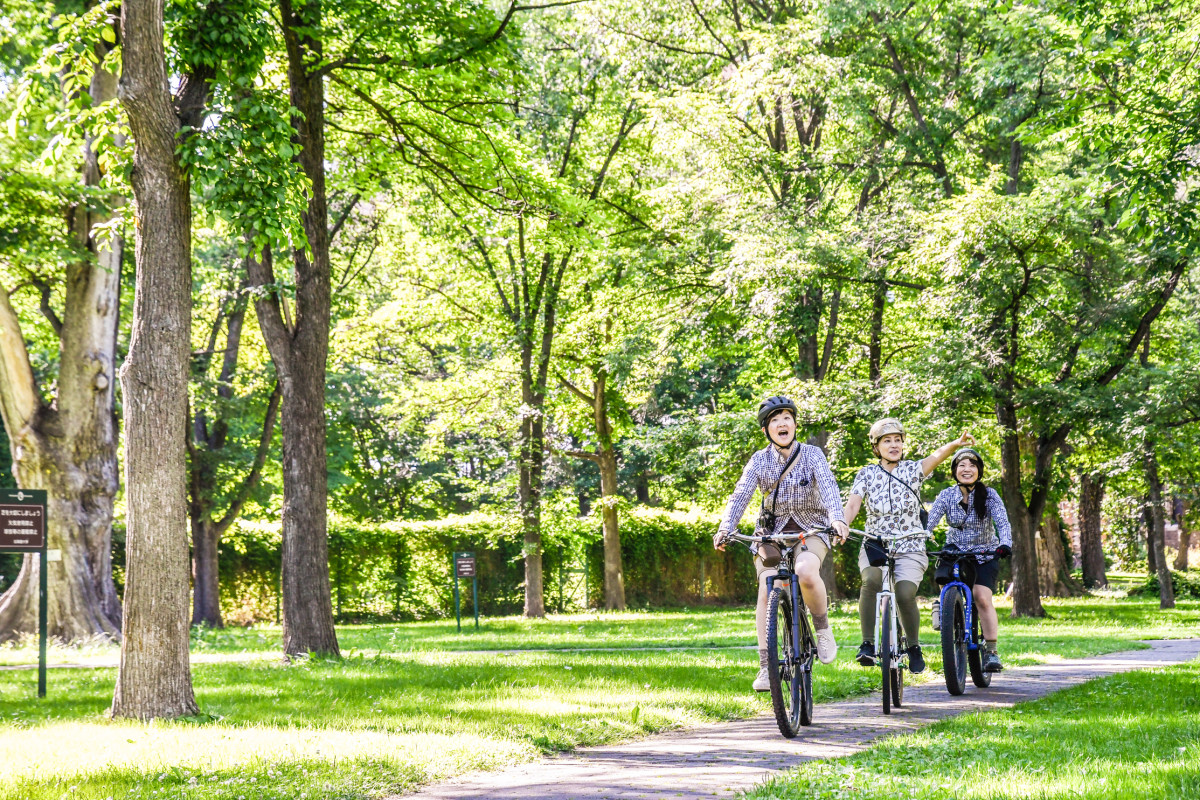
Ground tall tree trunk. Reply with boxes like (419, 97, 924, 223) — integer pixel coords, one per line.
(1078, 472, 1107, 589)
(997, 404, 1045, 617)
(190, 519, 221, 627)
(1035, 506, 1080, 597)
(560, 366, 626, 610)
(111, 0, 198, 719)
(243, 0, 340, 656)
(0, 44, 123, 644)
(1174, 499, 1191, 571)
(593, 370, 625, 610)
(519, 362, 545, 617)
(188, 280, 280, 628)
(597, 444, 624, 610)
(1143, 441, 1175, 609)
(868, 279, 885, 385)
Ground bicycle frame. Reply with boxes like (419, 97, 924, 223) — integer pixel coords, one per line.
(938, 557, 981, 652)
(874, 549, 905, 666)
(761, 541, 813, 679)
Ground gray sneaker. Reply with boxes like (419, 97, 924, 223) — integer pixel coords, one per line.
(752, 666, 771, 691)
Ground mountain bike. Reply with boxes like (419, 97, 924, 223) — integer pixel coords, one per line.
(930, 547, 994, 694)
(854, 529, 930, 715)
(727, 530, 826, 737)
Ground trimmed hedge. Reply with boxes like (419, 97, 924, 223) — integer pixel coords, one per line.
(214, 508, 869, 623)
(218, 513, 595, 624)
(585, 508, 758, 607)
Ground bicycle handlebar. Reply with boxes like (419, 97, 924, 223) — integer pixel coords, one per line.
(929, 547, 997, 558)
(725, 527, 835, 544)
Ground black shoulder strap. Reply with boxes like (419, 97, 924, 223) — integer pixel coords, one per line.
(764, 445, 804, 512)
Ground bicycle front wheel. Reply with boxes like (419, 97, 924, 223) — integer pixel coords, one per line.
(880, 594, 893, 715)
(940, 586, 967, 696)
(766, 587, 802, 738)
(968, 605, 992, 688)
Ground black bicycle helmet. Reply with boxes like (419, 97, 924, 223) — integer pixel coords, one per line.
(757, 396, 798, 428)
(951, 448, 985, 480)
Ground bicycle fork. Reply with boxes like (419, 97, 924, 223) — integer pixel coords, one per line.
(874, 588, 897, 659)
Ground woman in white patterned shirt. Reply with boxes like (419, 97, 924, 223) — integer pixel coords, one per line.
(926, 448, 1012, 672)
(714, 396, 850, 692)
(841, 419, 974, 674)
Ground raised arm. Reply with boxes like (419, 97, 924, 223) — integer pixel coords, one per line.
(920, 430, 974, 477)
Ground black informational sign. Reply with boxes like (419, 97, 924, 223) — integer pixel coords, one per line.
(0, 489, 46, 550)
(454, 552, 476, 578)
(0, 488, 48, 698)
(452, 551, 479, 632)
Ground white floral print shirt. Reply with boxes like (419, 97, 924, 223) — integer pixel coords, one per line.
(849, 460, 927, 553)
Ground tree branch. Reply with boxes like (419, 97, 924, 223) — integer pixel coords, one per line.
(0, 283, 42, 436)
(214, 383, 282, 536)
(1095, 258, 1187, 387)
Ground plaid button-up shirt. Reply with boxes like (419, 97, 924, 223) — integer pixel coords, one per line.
(719, 443, 846, 548)
(926, 485, 1013, 562)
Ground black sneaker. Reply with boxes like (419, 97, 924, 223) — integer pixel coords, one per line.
(907, 645, 926, 674)
(983, 650, 1003, 672)
(856, 641, 876, 667)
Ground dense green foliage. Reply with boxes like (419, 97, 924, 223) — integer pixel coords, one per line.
(1, 0, 1198, 619)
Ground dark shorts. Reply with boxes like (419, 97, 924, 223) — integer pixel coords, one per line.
(935, 556, 1000, 593)
(972, 557, 1000, 593)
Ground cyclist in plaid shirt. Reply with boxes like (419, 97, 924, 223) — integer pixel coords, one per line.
(714, 396, 849, 691)
(926, 448, 1012, 672)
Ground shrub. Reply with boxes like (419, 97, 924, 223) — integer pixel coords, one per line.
(1127, 570, 1200, 599)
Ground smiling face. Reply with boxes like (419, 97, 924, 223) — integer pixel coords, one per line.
(876, 433, 904, 462)
(955, 458, 980, 484)
(764, 410, 795, 447)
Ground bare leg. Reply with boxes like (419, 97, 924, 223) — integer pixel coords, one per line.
(974, 584, 998, 641)
(756, 578, 769, 650)
(794, 551, 828, 625)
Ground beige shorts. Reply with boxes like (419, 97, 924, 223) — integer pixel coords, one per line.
(858, 546, 928, 585)
(755, 535, 829, 577)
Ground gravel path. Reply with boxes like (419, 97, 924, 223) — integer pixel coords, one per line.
(400, 638, 1200, 800)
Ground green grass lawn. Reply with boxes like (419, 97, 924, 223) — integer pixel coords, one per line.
(745, 658, 1200, 800)
(0, 597, 1196, 800)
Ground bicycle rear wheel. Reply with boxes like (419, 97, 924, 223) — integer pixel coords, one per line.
(940, 586, 967, 696)
(766, 587, 802, 738)
(880, 595, 894, 715)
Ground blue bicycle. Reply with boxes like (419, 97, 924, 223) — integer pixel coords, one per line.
(930, 547, 994, 694)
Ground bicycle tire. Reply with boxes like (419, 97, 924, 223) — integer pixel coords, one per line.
(940, 586, 967, 696)
(766, 587, 802, 738)
(795, 597, 815, 726)
(968, 606, 992, 688)
(880, 594, 893, 715)
(890, 663, 904, 707)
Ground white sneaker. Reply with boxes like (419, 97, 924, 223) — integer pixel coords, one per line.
(752, 666, 771, 692)
(816, 627, 838, 664)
